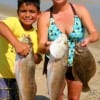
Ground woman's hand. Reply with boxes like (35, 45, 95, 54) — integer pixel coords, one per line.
(34, 53, 42, 64)
(45, 41, 52, 53)
(81, 38, 90, 47)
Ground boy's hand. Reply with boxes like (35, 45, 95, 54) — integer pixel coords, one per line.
(14, 41, 30, 56)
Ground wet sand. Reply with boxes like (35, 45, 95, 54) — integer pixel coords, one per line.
(0, 13, 100, 100)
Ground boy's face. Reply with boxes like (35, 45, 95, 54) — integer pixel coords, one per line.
(17, 3, 39, 29)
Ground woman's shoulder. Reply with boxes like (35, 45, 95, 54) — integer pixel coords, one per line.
(40, 10, 50, 17)
(39, 9, 51, 23)
(40, 6, 52, 17)
(72, 3, 87, 9)
(72, 3, 89, 17)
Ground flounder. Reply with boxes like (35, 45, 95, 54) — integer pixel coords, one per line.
(72, 42, 96, 92)
(15, 36, 37, 100)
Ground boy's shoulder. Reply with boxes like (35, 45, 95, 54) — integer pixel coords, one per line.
(2, 17, 18, 23)
(4, 17, 18, 21)
(2, 17, 20, 28)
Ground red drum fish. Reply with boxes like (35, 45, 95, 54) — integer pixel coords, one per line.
(15, 36, 37, 100)
(47, 34, 68, 100)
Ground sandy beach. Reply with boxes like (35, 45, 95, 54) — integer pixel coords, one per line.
(0, 13, 100, 100)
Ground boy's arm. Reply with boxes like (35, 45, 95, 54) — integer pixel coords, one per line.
(0, 21, 30, 56)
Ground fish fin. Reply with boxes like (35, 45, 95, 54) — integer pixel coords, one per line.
(82, 84, 90, 92)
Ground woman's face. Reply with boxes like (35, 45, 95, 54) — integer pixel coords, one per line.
(17, 3, 39, 29)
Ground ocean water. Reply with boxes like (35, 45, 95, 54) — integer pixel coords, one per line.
(0, 0, 100, 31)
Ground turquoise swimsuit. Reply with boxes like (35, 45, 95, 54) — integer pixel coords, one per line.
(48, 3, 85, 67)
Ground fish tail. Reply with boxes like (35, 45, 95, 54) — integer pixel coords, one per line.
(82, 83, 90, 92)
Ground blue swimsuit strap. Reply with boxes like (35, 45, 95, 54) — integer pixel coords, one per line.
(67, 3, 85, 67)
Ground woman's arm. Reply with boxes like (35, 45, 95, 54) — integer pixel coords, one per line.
(75, 4, 99, 46)
(37, 12, 51, 54)
(0, 21, 30, 56)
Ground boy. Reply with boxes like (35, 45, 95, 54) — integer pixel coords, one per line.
(0, 0, 41, 99)
(0, 22, 30, 56)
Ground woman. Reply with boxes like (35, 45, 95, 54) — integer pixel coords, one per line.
(38, 0, 99, 100)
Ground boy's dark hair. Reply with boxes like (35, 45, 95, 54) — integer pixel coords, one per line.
(17, 0, 40, 11)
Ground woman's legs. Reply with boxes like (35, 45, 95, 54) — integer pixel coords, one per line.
(64, 67, 82, 100)
(57, 79, 82, 100)
(66, 79, 82, 100)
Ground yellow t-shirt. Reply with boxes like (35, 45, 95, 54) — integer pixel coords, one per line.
(0, 17, 38, 78)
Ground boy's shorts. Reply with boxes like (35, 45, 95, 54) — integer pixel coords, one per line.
(0, 78, 19, 100)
